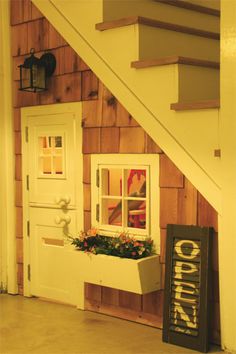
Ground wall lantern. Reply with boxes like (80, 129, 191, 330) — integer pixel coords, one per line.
(18, 48, 56, 92)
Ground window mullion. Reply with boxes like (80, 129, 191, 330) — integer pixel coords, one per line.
(122, 168, 125, 229)
(146, 167, 150, 235)
(50, 154, 54, 174)
(98, 167, 102, 223)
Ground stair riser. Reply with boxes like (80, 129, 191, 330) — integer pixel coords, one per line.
(187, 0, 219, 10)
(103, 0, 219, 33)
(139, 25, 219, 62)
(178, 65, 219, 101)
(135, 64, 219, 103)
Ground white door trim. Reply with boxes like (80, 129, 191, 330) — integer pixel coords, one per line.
(0, 0, 17, 294)
(21, 102, 83, 297)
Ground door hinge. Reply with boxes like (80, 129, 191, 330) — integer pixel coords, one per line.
(27, 220, 30, 237)
(96, 203, 100, 222)
(96, 169, 100, 188)
(25, 126, 29, 143)
(26, 175, 29, 190)
(27, 264, 31, 281)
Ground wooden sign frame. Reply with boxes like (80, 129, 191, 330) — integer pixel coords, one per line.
(163, 224, 213, 353)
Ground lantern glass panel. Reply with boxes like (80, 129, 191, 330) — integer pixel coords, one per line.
(20, 66, 31, 90)
(32, 65, 46, 91)
(20, 64, 46, 92)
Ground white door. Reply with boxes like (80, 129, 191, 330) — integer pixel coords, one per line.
(22, 104, 83, 305)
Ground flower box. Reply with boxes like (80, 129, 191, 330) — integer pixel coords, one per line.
(73, 251, 161, 295)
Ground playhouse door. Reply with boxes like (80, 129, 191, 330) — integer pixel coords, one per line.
(24, 105, 82, 305)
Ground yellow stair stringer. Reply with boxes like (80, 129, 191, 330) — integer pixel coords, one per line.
(32, 0, 221, 213)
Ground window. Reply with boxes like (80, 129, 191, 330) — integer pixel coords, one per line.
(91, 155, 160, 251)
(38, 135, 64, 178)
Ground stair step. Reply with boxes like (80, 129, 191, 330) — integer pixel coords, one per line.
(131, 56, 218, 102)
(131, 56, 220, 69)
(131, 56, 220, 101)
(154, 0, 220, 16)
(170, 99, 220, 111)
(102, 0, 219, 33)
(96, 16, 219, 40)
(96, 16, 219, 61)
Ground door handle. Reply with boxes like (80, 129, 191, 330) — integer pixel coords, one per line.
(55, 195, 71, 207)
(55, 215, 71, 225)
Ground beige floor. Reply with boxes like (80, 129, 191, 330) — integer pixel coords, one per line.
(0, 294, 224, 354)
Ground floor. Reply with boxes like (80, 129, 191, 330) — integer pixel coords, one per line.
(0, 295, 224, 354)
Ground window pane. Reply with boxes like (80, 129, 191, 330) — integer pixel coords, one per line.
(55, 136, 62, 148)
(102, 198, 122, 226)
(125, 169, 146, 197)
(127, 200, 146, 229)
(48, 136, 53, 147)
(39, 137, 49, 152)
(55, 148, 62, 155)
(40, 156, 52, 174)
(101, 168, 122, 196)
(53, 156, 63, 174)
(38, 135, 64, 176)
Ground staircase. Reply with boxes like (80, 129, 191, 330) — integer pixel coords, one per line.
(32, 0, 221, 212)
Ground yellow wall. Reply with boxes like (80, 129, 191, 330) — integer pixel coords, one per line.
(0, 0, 17, 293)
(220, 0, 236, 352)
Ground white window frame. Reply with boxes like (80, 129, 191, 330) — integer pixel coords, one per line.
(91, 154, 160, 253)
(37, 134, 65, 179)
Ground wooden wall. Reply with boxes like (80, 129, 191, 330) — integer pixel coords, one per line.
(11, 0, 220, 345)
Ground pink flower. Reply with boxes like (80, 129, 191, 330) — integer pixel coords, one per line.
(132, 251, 136, 256)
(84, 241, 88, 247)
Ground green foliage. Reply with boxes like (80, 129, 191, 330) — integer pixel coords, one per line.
(69, 229, 154, 260)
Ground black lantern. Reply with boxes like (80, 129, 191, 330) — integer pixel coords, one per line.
(18, 48, 56, 92)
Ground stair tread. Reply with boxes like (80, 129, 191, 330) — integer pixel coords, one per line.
(155, 0, 220, 17)
(96, 16, 220, 40)
(171, 99, 220, 111)
(131, 56, 220, 69)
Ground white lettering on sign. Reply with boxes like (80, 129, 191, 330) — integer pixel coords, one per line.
(171, 238, 201, 335)
(175, 240, 200, 260)
(173, 302, 198, 329)
(173, 280, 197, 295)
(175, 291, 196, 304)
(174, 261, 198, 279)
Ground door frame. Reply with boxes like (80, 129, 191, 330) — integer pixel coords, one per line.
(21, 102, 83, 297)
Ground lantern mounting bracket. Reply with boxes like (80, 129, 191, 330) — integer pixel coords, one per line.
(40, 52, 56, 77)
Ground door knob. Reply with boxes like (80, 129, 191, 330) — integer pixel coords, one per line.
(55, 215, 71, 225)
(55, 195, 71, 207)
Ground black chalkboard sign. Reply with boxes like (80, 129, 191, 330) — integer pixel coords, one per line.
(163, 224, 213, 353)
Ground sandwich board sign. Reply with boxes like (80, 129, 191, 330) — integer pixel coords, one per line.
(163, 224, 213, 353)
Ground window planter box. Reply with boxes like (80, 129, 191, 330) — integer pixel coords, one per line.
(73, 251, 161, 295)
